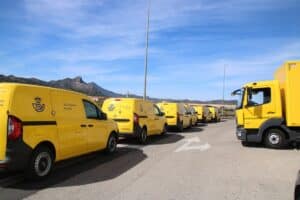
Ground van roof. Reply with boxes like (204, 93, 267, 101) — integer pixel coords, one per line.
(0, 82, 87, 97)
(106, 97, 151, 102)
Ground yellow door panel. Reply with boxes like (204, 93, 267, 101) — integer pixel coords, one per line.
(51, 91, 87, 159)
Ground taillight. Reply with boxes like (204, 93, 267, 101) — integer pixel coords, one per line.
(133, 113, 139, 124)
(8, 116, 23, 140)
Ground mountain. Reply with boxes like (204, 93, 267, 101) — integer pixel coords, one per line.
(0, 74, 236, 105)
(0, 75, 121, 97)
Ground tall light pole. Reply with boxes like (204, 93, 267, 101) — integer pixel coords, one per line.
(144, 0, 151, 100)
(222, 65, 227, 116)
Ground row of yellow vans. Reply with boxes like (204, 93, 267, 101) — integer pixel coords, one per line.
(0, 83, 221, 180)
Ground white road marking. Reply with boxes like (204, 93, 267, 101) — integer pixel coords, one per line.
(175, 137, 211, 153)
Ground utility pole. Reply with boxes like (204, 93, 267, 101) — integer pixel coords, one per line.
(144, 0, 151, 100)
(222, 65, 227, 117)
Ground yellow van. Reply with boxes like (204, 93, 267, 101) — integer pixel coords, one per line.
(208, 106, 221, 122)
(185, 104, 197, 126)
(203, 106, 212, 122)
(191, 104, 204, 123)
(102, 98, 167, 144)
(157, 102, 191, 132)
(0, 83, 118, 180)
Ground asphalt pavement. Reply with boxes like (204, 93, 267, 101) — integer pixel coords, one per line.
(1, 119, 299, 200)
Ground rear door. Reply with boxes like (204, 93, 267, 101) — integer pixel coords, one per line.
(102, 99, 133, 133)
(181, 104, 190, 127)
(144, 102, 156, 135)
(0, 85, 11, 160)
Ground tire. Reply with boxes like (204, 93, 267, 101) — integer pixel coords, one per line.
(161, 124, 168, 135)
(26, 146, 54, 180)
(105, 133, 118, 154)
(177, 121, 184, 132)
(138, 128, 148, 144)
(264, 129, 287, 149)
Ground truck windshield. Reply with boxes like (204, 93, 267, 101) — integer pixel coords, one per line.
(232, 88, 245, 109)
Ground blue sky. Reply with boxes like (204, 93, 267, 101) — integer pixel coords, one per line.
(0, 0, 300, 100)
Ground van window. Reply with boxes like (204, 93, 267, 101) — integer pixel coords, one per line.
(83, 100, 100, 119)
(153, 105, 161, 115)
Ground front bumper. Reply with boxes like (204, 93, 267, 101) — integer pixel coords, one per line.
(0, 139, 33, 171)
(236, 127, 247, 141)
(236, 127, 261, 143)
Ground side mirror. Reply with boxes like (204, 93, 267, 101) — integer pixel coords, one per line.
(101, 112, 107, 120)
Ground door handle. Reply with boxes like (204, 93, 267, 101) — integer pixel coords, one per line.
(80, 124, 87, 128)
(267, 112, 275, 114)
(88, 124, 94, 128)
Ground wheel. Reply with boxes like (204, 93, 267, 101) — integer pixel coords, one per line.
(138, 128, 148, 144)
(105, 133, 118, 154)
(26, 146, 54, 180)
(264, 129, 287, 149)
(161, 124, 168, 135)
(177, 121, 184, 132)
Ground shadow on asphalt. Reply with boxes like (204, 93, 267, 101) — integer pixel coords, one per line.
(241, 142, 300, 150)
(2, 147, 147, 200)
(119, 133, 184, 146)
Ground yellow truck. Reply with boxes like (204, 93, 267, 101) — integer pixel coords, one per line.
(0, 83, 118, 179)
(232, 61, 300, 148)
(157, 102, 192, 132)
(102, 98, 167, 144)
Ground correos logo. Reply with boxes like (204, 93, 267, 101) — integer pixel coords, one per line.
(32, 97, 45, 112)
(108, 104, 115, 111)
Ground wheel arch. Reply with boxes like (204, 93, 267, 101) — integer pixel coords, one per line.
(258, 118, 289, 141)
(34, 141, 56, 161)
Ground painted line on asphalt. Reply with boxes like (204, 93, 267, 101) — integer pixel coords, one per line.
(175, 137, 211, 153)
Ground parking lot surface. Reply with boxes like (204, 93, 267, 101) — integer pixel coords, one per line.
(1, 119, 299, 200)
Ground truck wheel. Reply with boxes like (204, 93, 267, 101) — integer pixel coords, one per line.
(264, 129, 287, 149)
(177, 121, 184, 132)
(26, 146, 54, 180)
(138, 128, 148, 144)
(105, 133, 118, 154)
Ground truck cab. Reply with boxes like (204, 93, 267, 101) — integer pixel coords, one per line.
(232, 61, 300, 148)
